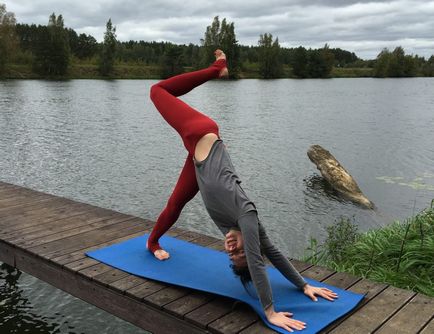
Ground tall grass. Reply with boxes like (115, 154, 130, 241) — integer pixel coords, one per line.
(304, 200, 434, 296)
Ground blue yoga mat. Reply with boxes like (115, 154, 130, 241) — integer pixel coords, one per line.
(86, 234, 364, 333)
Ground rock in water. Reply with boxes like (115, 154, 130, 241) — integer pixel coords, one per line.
(307, 145, 374, 209)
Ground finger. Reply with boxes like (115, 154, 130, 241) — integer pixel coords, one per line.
(290, 320, 307, 328)
(288, 320, 306, 330)
(310, 293, 318, 302)
(324, 291, 339, 299)
(326, 291, 339, 298)
(283, 325, 294, 333)
(282, 312, 293, 317)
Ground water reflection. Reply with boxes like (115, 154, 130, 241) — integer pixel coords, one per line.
(0, 263, 62, 334)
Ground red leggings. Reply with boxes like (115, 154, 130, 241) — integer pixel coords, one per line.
(147, 59, 227, 253)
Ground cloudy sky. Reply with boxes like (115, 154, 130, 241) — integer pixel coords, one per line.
(4, 0, 434, 59)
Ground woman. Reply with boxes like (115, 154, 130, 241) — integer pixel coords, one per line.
(146, 50, 338, 332)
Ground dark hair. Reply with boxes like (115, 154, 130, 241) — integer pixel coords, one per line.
(230, 264, 255, 298)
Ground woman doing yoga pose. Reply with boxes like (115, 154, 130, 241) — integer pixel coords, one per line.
(146, 50, 338, 332)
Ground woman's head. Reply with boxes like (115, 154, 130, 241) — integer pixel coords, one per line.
(225, 229, 253, 292)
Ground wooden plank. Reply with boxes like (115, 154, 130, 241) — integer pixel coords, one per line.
(78, 262, 115, 279)
(190, 234, 221, 247)
(0, 192, 50, 208)
(320, 278, 388, 333)
(165, 291, 215, 318)
(0, 181, 18, 189)
(65, 257, 100, 271)
(125, 280, 167, 300)
(93, 268, 130, 286)
(4, 206, 120, 242)
(208, 239, 226, 252)
(208, 303, 259, 334)
(109, 275, 150, 293)
(6, 242, 206, 334)
(322, 272, 361, 289)
(0, 195, 66, 217)
(328, 285, 416, 334)
(145, 285, 193, 308)
(51, 227, 153, 266)
(0, 239, 15, 266)
(185, 297, 236, 329)
(239, 321, 276, 334)
(0, 184, 36, 196)
(301, 265, 335, 281)
(420, 317, 434, 334)
(27, 217, 144, 259)
(291, 259, 314, 272)
(375, 293, 434, 334)
(10, 212, 135, 248)
(177, 230, 211, 243)
(0, 200, 92, 234)
(347, 278, 388, 301)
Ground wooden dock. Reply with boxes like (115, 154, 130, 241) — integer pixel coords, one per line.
(0, 180, 433, 334)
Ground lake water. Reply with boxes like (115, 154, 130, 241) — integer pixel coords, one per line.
(1, 78, 433, 333)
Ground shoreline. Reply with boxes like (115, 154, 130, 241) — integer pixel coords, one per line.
(0, 63, 380, 80)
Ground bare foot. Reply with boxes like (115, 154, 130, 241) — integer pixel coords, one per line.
(146, 240, 170, 260)
(214, 49, 229, 78)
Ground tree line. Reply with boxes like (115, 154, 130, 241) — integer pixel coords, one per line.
(1, 4, 433, 78)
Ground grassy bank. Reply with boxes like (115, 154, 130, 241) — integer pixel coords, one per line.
(304, 201, 434, 296)
(2, 62, 373, 80)
(1, 63, 162, 80)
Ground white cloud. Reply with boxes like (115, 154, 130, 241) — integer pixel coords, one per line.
(3, 0, 434, 59)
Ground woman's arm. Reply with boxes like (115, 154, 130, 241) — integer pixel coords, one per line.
(257, 222, 339, 303)
(237, 212, 273, 310)
(257, 222, 307, 289)
(238, 212, 306, 332)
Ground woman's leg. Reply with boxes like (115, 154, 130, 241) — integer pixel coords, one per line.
(147, 153, 199, 255)
(154, 59, 227, 97)
(147, 53, 227, 258)
(149, 58, 226, 155)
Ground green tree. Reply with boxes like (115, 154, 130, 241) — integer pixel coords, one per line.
(33, 13, 70, 76)
(0, 3, 18, 74)
(98, 18, 117, 76)
(388, 46, 405, 76)
(292, 45, 334, 78)
(329, 48, 359, 67)
(422, 55, 434, 76)
(75, 33, 97, 59)
(258, 33, 282, 78)
(374, 46, 417, 77)
(373, 48, 391, 77)
(292, 46, 308, 78)
(160, 43, 184, 78)
(200, 16, 240, 78)
(318, 44, 335, 77)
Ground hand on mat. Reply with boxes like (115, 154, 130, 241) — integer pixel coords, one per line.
(303, 284, 338, 302)
(265, 307, 306, 332)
